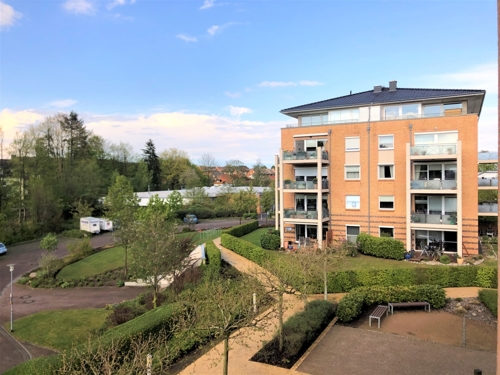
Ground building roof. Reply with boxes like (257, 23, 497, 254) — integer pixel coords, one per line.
(281, 87, 486, 115)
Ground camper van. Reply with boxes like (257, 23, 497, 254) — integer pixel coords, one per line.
(80, 217, 101, 234)
(99, 218, 113, 232)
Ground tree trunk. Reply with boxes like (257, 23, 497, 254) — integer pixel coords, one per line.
(223, 334, 230, 375)
(124, 245, 128, 276)
(278, 292, 284, 352)
(239, 216, 242, 225)
(323, 257, 327, 301)
(153, 287, 157, 309)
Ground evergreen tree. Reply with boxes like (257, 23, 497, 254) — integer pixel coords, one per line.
(142, 139, 161, 191)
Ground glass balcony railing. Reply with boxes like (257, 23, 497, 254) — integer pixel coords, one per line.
(283, 150, 329, 161)
(283, 180, 329, 190)
(410, 144, 457, 156)
(478, 152, 498, 161)
(411, 213, 457, 225)
(478, 178, 498, 187)
(284, 209, 329, 219)
(478, 203, 498, 213)
(410, 179, 457, 190)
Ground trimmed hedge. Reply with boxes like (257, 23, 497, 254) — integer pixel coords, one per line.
(336, 285, 446, 322)
(260, 232, 280, 250)
(223, 220, 259, 238)
(478, 289, 498, 318)
(221, 233, 267, 264)
(356, 233, 406, 260)
(204, 241, 222, 274)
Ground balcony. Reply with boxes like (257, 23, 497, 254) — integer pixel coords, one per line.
(410, 179, 457, 190)
(284, 209, 329, 220)
(478, 151, 498, 163)
(411, 213, 457, 225)
(478, 203, 498, 215)
(410, 144, 457, 157)
(478, 178, 498, 188)
(283, 180, 329, 190)
(283, 150, 329, 162)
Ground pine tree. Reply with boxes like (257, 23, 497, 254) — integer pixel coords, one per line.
(142, 139, 161, 191)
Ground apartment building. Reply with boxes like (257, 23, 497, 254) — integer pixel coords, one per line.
(275, 80, 487, 256)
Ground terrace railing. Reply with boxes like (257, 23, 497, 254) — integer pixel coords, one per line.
(411, 213, 457, 225)
(478, 178, 498, 187)
(283, 180, 329, 190)
(410, 179, 457, 190)
(284, 209, 329, 219)
(283, 150, 329, 161)
(410, 144, 457, 156)
(478, 203, 498, 213)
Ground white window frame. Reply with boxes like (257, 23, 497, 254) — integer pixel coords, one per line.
(379, 226, 394, 238)
(378, 164, 395, 180)
(346, 195, 360, 210)
(345, 165, 360, 180)
(345, 136, 360, 152)
(346, 225, 361, 243)
(379, 195, 395, 210)
(378, 134, 394, 150)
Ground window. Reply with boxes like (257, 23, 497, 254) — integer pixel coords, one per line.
(422, 103, 462, 118)
(414, 131, 458, 145)
(379, 227, 394, 238)
(379, 196, 394, 210)
(330, 108, 360, 123)
(345, 137, 360, 152)
(378, 165, 394, 179)
(383, 104, 419, 119)
(346, 226, 360, 243)
(301, 114, 328, 126)
(379, 135, 394, 149)
(345, 165, 360, 180)
(346, 195, 360, 209)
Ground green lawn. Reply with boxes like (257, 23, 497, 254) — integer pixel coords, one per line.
(57, 246, 125, 280)
(7, 309, 109, 351)
(241, 228, 270, 247)
(178, 229, 223, 245)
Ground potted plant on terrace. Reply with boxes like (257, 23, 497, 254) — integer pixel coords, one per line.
(313, 178, 318, 189)
(284, 179, 292, 189)
(457, 255, 464, 265)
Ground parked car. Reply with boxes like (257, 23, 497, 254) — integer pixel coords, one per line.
(183, 214, 198, 224)
(0, 243, 7, 255)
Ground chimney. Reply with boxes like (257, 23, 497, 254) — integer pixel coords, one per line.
(374, 85, 382, 93)
(389, 80, 397, 92)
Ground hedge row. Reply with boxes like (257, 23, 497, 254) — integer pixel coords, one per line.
(478, 289, 498, 318)
(203, 241, 222, 274)
(223, 220, 259, 238)
(221, 233, 267, 264)
(336, 285, 446, 322)
(357, 233, 406, 260)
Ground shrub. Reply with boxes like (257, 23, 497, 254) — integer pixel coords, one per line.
(243, 212, 258, 220)
(336, 285, 446, 322)
(439, 255, 451, 264)
(181, 227, 195, 233)
(356, 233, 405, 260)
(260, 232, 280, 250)
(221, 233, 267, 264)
(478, 289, 497, 318)
(40, 233, 58, 252)
(204, 241, 222, 275)
(67, 238, 93, 261)
(223, 220, 259, 238)
(60, 229, 86, 239)
(117, 280, 125, 287)
(476, 267, 497, 288)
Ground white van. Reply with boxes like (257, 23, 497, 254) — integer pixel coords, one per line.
(99, 218, 113, 232)
(80, 217, 101, 234)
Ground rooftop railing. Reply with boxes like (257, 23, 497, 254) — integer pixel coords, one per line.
(283, 150, 329, 161)
(410, 144, 456, 156)
(410, 179, 457, 190)
(478, 178, 498, 187)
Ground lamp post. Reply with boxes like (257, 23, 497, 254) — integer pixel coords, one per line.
(7, 264, 15, 332)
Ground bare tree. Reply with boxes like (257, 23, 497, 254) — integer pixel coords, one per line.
(199, 153, 218, 186)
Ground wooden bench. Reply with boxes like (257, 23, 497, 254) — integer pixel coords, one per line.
(369, 305, 388, 328)
(388, 302, 430, 315)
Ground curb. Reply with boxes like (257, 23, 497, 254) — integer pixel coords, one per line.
(0, 324, 32, 361)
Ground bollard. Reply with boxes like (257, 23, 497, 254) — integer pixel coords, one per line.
(253, 293, 257, 313)
(147, 354, 152, 375)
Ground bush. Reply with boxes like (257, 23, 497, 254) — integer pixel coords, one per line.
(203, 241, 222, 275)
(478, 289, 497, 318)
(67, 238, 94, 261)
(221, 233, 267, 264)
(439, 255, 451, 264)
(260, 232, 280, 250)
(60, 229, 86, 239)
(356, 233, 405, 260)
(181, 227, 195, 233)
(223, 220, 259, 238)
(336, 285, 446, 322)
(243, 212, 257, 220)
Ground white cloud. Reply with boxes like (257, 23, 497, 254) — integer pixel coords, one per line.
(258, 81, 297, 88)
(49, 99, 78, 108)
(0, 2, 22, 29)
(176, 34, 197, 42)
(107, 0, 135, 10)
(63, 0, 95, 15)
(207, 22, 237, 36)
(0, 109, 46, 144)
(299, 80, 324, 87)
(228, 106, 251, 117)
(200, 0, 215, 10)
(207, 25, 220, 36)
(225, 91, 241, 98)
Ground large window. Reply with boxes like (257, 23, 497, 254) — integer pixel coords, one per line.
(345, 137, 360, 152)
(413, 163, 457, 181)
(379, 196, 394, 210)
(414, 131, 458, 145)
(379, 135, 394, 149)
(423, 103, 462, 117)
(379, 164, 394, 179)
(346, 225, 360, 243)
(346, 195, 360, 209)
(330, 108, 360, 123)
(383, 104, 419, 119)
(301, 114, 328, 126)
(379, 227, 394, 238)
(345, 165, 360, 180)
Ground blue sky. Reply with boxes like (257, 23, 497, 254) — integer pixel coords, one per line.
(1, 0, 497, 166)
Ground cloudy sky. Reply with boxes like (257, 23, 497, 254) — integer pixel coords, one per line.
(0, 0, 497, 166)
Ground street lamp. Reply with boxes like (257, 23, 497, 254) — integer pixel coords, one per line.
(7, 264, 15, 332)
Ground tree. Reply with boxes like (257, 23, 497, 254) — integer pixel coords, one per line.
(184, 187, 208, 207)
(159, 148, 193, 190)
(132, 160, 151, 192)
(224, 159, 248, 187)
(179, 168, 202, 189)
(59, 111, 90, 161)
(251, 159, 271, 187)
(316, 239, 352, 300)
(40, 233, 58, 253)
(231, 187, 258, 224)
(142, 139, 161, 191)
(166, 190, 183, 219)
(105, 175, 140, 275)
(199, 153, 218, 186)
(260, 186, 275, 224)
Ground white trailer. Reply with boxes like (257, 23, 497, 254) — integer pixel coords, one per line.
(80, 217, 101, 234)
(99, 218, 113, 232)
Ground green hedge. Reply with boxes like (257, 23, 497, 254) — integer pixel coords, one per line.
(478, 289, 498, 318)
(203, 241, 222, 274)
(356, 233, 406, 260)
(336, 285, 446, 322)
(223, 220, 259, 238)
(260, 232, 280, 250)
(221, 233, 267, 264)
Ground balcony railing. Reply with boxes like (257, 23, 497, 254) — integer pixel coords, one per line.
(478, 152, 498, 161)
(411, 213, 457, 225)
(478, 203, 498, 213)
(284, 209, 329, 220)
(283, 180, 329, 190)
(410, 144, 457, 156)
(478, 178, 498, 187)
(410, 179, 457, 190)
(283, 150, 329, 161)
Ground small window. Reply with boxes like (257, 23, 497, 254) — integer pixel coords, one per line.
(379, 135, 394, 149)
(346, 226, 360, 243)
(379, 165, 394, 179)
(345, 137, 360, 152)
(379, 196, 394, 210)
(346, 195, 360, 209)
(379, 227, 394, 238)
(345, 165, 360, 180)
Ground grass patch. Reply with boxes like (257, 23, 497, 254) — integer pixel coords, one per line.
(57, 246, 124, 280)
(240, 228, 270, 247)
(478, 289, 498, 318)
(177, 230, 222, 245)
(6, 309, 109, 351)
